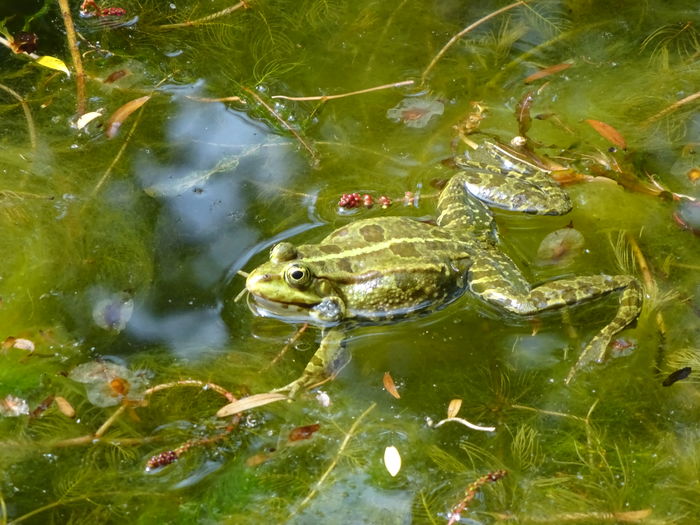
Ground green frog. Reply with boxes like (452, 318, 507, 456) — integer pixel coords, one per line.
(244, 142, 642, 397)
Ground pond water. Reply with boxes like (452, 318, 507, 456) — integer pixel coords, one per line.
(1, 0, 699, 523)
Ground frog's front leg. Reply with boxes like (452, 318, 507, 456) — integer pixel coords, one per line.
(272, 328, 349, 398)
(469, 253, 642, 382)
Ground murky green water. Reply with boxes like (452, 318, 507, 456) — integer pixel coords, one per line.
(1, 0, 699, 523)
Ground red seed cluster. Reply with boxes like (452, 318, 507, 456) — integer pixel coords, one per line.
(339, 193, 393, 210)
(338, 192, 362, 208)
(146, 450, 178, 470)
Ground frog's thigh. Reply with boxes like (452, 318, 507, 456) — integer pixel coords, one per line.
(274, 329, 349, 397)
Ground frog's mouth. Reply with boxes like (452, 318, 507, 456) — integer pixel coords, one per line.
(246, 294, 316, 322)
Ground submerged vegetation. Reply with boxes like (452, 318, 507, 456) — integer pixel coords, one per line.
(0, 0, 699, 522)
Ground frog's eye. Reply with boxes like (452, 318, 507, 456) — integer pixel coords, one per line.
(284, 264, 311, 288)
(271, 242, 297, 263)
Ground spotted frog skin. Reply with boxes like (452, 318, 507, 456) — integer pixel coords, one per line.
(245, 142, 642, 396)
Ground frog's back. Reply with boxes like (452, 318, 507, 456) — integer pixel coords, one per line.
(298, 216, 471, 272)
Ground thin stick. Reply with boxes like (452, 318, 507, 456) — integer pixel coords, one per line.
(0, 83, 37, 150)
(88, 103, 146, 198)
(144, 379, 236, 402)
(263, 323, 309, 370)
(643, 91, 700, 125)
(158, 1, 250, 29)
(294, 403, 376, 513)
(243, 87, 318, 162)
(56, 0, 87, 115)
(421, 1, 525, 84)
(94, 404, 127, 437)
(271, 80, 414, 102)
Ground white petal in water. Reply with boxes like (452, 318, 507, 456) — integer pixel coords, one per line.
(384, 445, 402, 477)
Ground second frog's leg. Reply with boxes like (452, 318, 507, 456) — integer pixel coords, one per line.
(469, 252, 643, 382)
(452, 163, 572, 215)
(273, 328, 349, 398)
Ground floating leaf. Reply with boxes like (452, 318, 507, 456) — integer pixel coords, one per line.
(383, 371, 401, 399)
(447, 398, 462, 418)
(387, 97, 444, 128)
(687, 168, 700, 182)
(536, 227, 585, 266)
(383, 445, 402, 477)
(105, 95, 151, 138)
(288, 423, 321, 442)
(35, 55, 70, 76)
(0, 395, 30, 417)
(524, 61, 572, 83)
(585, 119, 627, 149)
(216, 392, 288, 417)
(54, 396, 76, 418)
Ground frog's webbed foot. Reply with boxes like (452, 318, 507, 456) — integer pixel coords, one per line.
(272, 329, 349, 398)
(564, 279, 643, 383)
(469, 254, 643, 382)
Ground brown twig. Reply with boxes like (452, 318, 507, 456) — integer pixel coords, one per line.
(271, 80, 414, 102)
(0, 83, 37, 151)
(158, 1, 250, 29)
(293, 403, 376, 515)
(643, 91, 700, 126)
(243, 87, 318, 162)
(421, 1, 526, 85)
(447, 470, 507, 525)
(145, 379, 236, 402)
(56, 0, 87, 116)
(263, 323, 309, 370)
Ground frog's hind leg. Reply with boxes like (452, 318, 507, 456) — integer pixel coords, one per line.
(469, 254, 643, 382)
(453, 164, 572, 215)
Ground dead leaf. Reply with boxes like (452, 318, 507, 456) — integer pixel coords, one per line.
(383, 371, 401, 399)
(246, 452, 274, 467)
(384, 445, 402, 477)
(447, 398, 462, 418)
(585, 119, 627, 150)
(105, 95, 151, 138)
(613, 509, 652, 521)
(31, 395, 55, 418)
(54, 396, 76, 418)
(524, 61, 572, 83)
(216, 392, 288, 417)
(35, 55, 70, 76)
(515, 90, 535, 136)
(288, 423, 320, 442)
(104, 69, 129, 84)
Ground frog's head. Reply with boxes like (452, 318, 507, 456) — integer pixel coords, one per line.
(245, 242, 345, 324)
